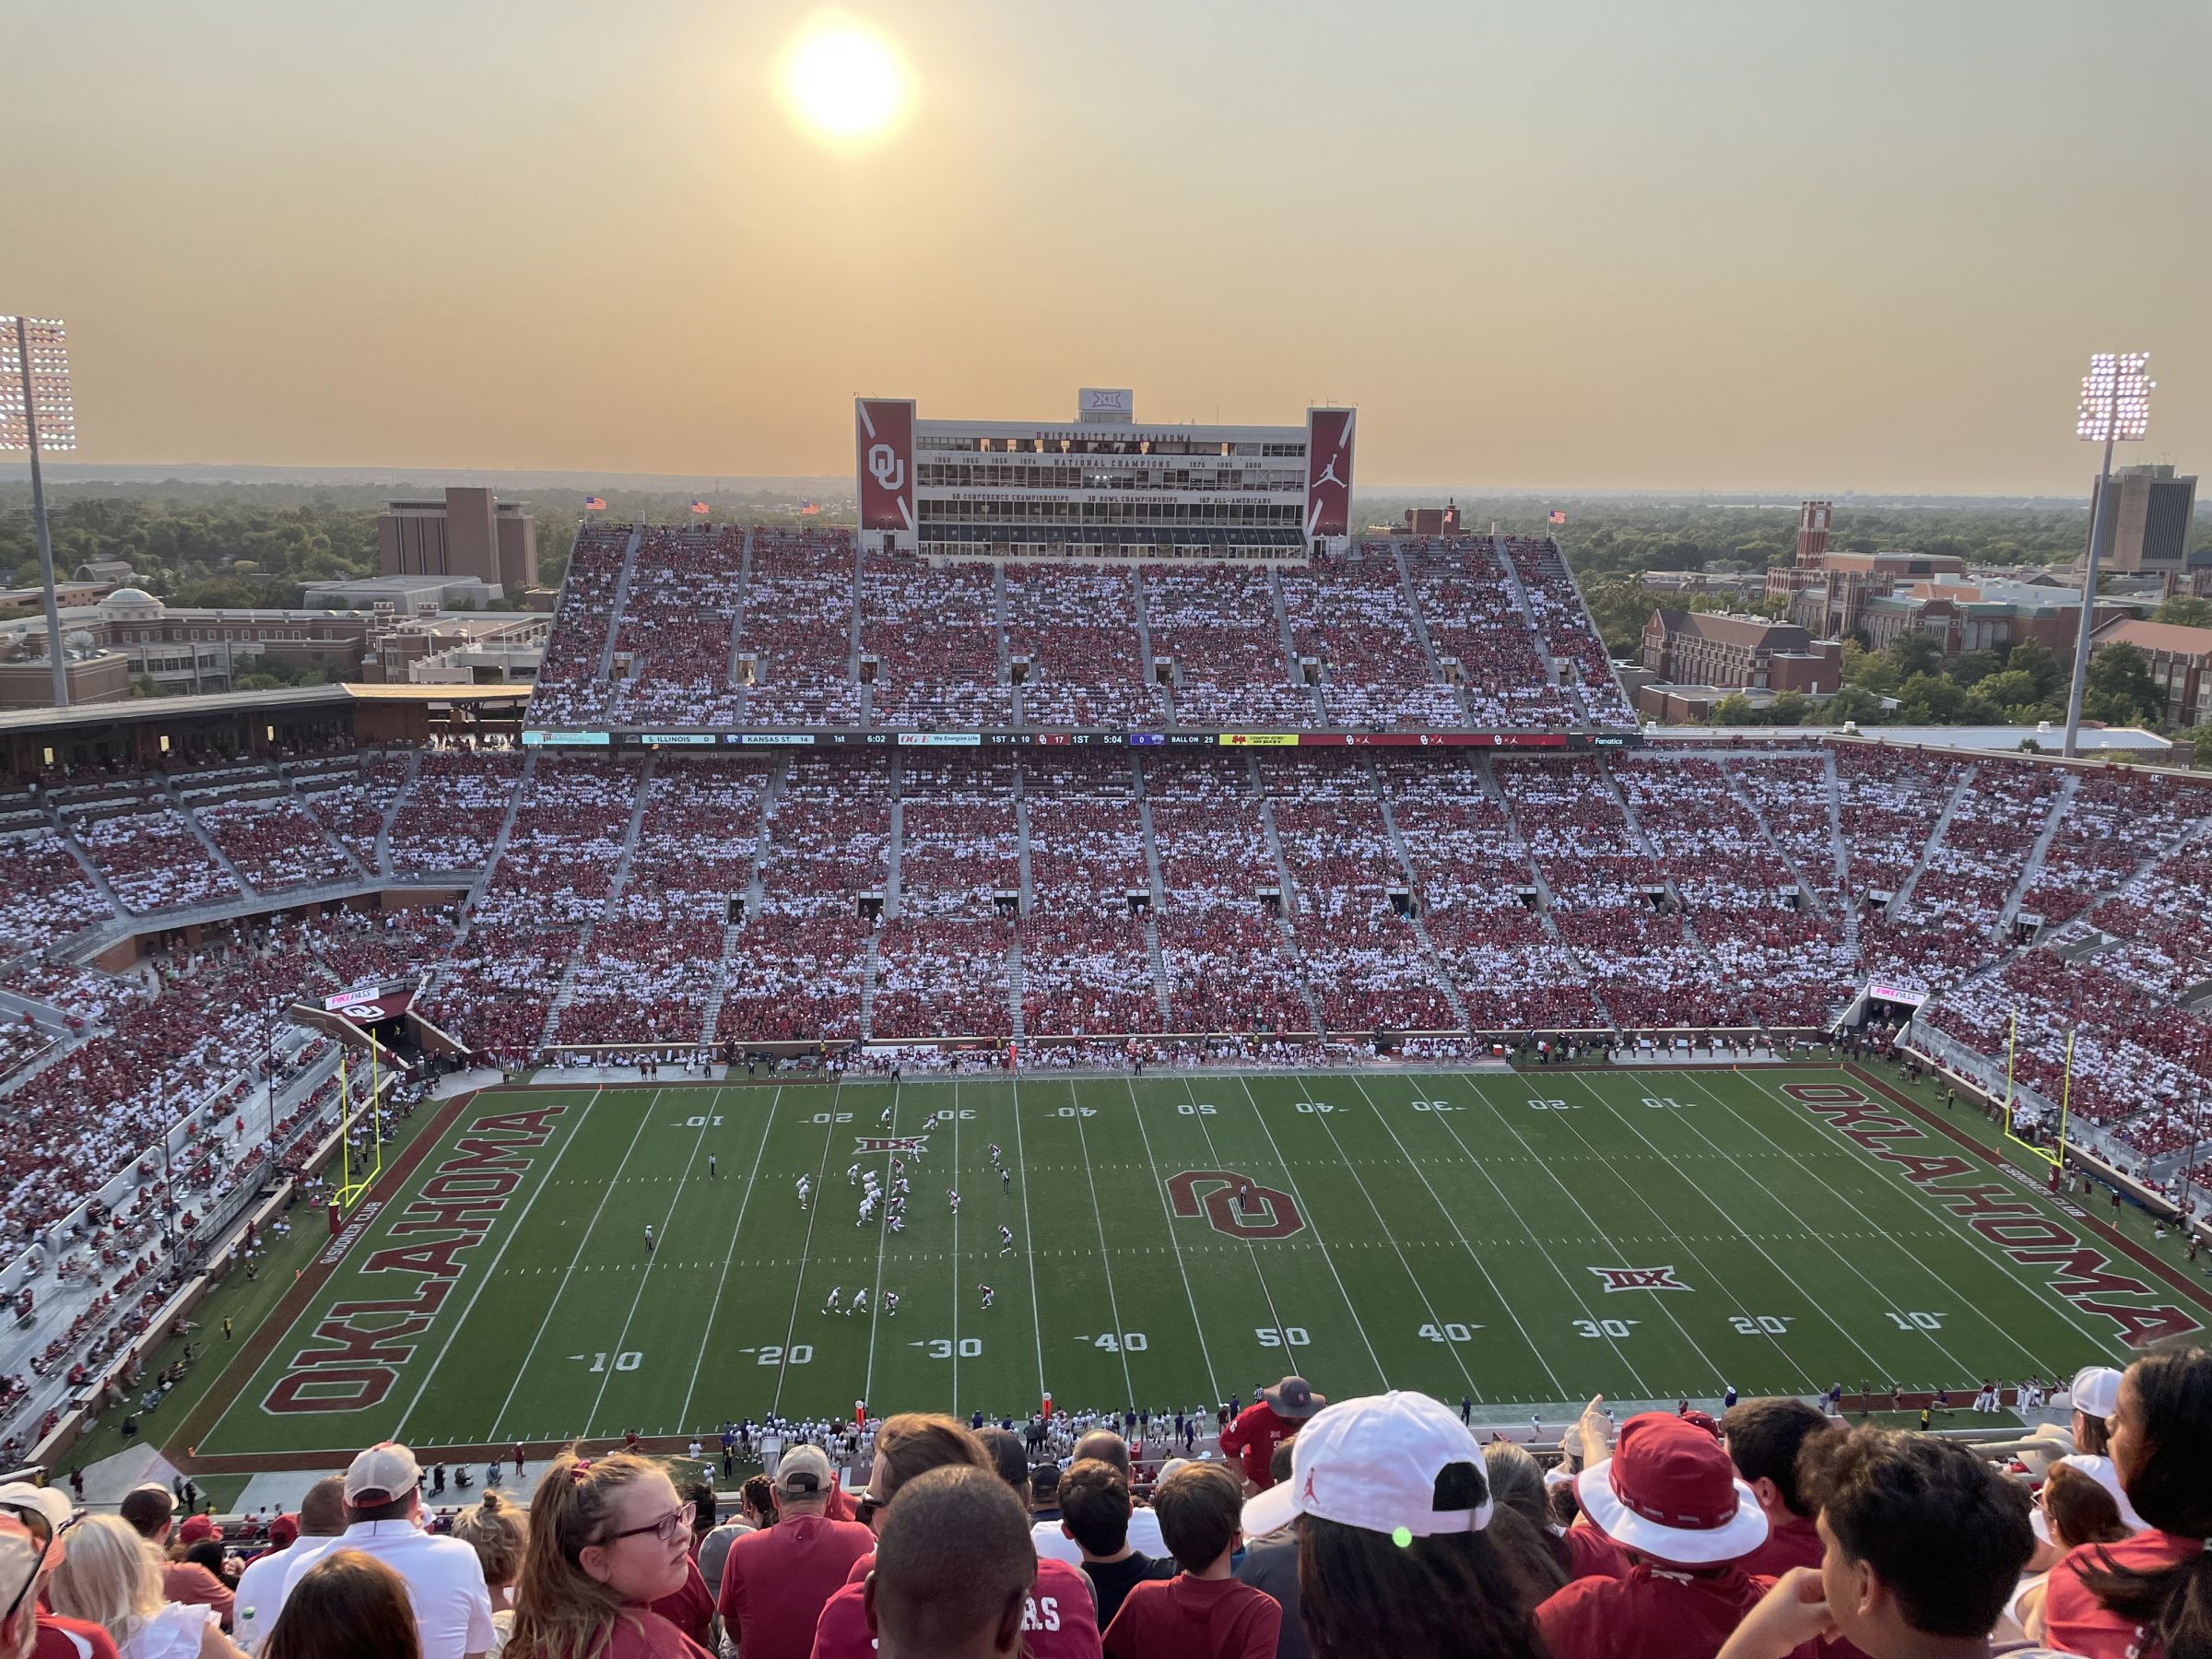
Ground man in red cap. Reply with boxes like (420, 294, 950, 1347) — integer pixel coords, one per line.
(1536, 1411, 1773, 1659)
(1219, 1377, 1324, 1493)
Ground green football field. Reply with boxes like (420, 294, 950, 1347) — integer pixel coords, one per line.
(182, 1065, 2205, 1464)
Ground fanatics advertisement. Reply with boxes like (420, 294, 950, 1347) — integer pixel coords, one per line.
(855, 397, 916, 534)
(1304, 407, 1355, 537)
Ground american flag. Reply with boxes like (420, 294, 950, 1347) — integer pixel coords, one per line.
(583, 495, 607, 512)
(690, 500, 710, 514)
(1547, 510, 1567, 525)
(799, 500, 821, 516)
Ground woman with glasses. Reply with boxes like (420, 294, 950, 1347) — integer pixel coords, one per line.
(505, 1452, 710, 1659)
(46, 1516, 248, 1659)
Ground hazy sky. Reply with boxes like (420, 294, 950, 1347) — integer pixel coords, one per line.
(5, 0, 2207, 493)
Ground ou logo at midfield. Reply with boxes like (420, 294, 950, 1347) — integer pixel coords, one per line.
(1168, 1170, 1305, 1241)
(866, 442, 906, 491)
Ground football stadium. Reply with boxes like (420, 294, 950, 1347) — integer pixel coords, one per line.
(4, 68, 2210, 1649)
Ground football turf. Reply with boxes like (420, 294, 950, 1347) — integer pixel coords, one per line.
(183, 1065, 2207, 1463)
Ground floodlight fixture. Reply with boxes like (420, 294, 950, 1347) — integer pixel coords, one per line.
(1, 313, 77, 708)
(2063, 348, 2155, 759)
(2075, 352, 2152, 443)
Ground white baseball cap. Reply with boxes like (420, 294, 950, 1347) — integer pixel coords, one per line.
(0, 1482, 70, 1536)
(1242, 1391, 1495, 1541)
(2032, 1453, 2145, 1543)
(344, 1442, 422, 1505)
(2071, 1367, 2123, 1420)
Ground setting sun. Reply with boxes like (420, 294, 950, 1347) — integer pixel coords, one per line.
(782, 18, 904, 144)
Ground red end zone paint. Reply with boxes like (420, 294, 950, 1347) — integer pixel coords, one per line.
(1783, 1082, 2196, 1347)
(264, 1105, 566, 1415)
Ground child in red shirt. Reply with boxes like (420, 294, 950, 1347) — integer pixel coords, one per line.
(1103, 1465, 1279, 1659)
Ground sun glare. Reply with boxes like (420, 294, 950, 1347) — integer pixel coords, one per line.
(783, 20, 904, 144)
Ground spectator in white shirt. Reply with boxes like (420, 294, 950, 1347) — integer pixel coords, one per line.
(232, 1480, 345, 1654)
(279, 1445, 493, 1659)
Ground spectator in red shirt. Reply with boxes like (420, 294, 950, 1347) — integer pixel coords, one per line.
(718, 1445, 870, 1659)
(2036, 1347, 2211, 1659)
(1102, 1464, 1278, 1659)
(812, 1416, 1100, 1659)
(862, 1466, 1037, 1659)
(1535, 1411, 1773, 1659)
(1220, 1378, 1324, 1493)
(508, 1449, 712, 1659)
(1723, 1399, 1839, 1578)
(1242, 1390, 1547, 1659)
(1713, 1426, 2041, 1659)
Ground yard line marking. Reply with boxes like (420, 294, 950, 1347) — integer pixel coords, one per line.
(1173, 1077, 1302, 1365)
(1231, 1075, 1389, 1388)
(952, 1079, 962, 1411)
(1011, 1074, 1050, 1407)
(862, 1085, 901, 1407)
(677, 1087, 782, 1431)
(1708, 1070, 2122, 1368)
(1579, 1072, 1964, 1382)
(1454, 1069, 1735, 1386)
(1298, 1074, 1480, 1402)
(1124, 1076, 1221, 1401)
(1553, 1072, 1856, 1390)
(473, 1085, 664, 1444)
(1067, 1077, 1137, 1403)
(582, 1092, 721, 1436)
(771, 1077, 847, 1416)
(1345, 1073, 1559, 1401)
(1418, 1073, 1654, 1395)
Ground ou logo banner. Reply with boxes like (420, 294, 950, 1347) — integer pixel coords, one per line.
(866, 442, 906, 492)
(1168, 1170, 1305, 1241)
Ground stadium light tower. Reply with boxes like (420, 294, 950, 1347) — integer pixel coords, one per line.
(0, 314, 78, 709)
(2063, 351, 2154, 759)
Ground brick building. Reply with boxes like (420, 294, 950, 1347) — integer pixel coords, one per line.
(1641, 609, 1841, 695)
(2087, 617, 2212, 728)
(378, 487, 538, 596)
(1857, 577, 2127, 662)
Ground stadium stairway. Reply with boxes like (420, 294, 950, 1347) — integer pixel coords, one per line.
(1490, 535, 1585, 723)
(1006, 931, 1027, 1042)
(1994, 771, 2079, 943)
(169, 784, 258, 900)
(1130, 759, 1177, 1024)
(1386, 541, 1461, 718)
(1252, 760, 1329, 1035)
(541, 757, 654, 1051)
(53, 807, 126, 917)
(372, 749, 422, 878)
(1888, 763, 1980, 919)
(1129, 568, 1175, 725)
(1480, 754, 1619, 1030)
(721, 527, 755, 726)
(1722, 759, 1832, 922)
(883, 762, 906, 916)
(1370, 759, 1474, 1031)
(1013, 786, 1035, 915)
(696, 752, 785, 1050)
(858, 930, 881, 1041)
(1267, 568, 1328, 724)
(1818, 750, 1860, 954)
(288, 771, 375, 885)
(594, 526, 645, 681)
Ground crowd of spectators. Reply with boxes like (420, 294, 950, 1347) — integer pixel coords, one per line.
(9, 1348, 2204, 1659)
